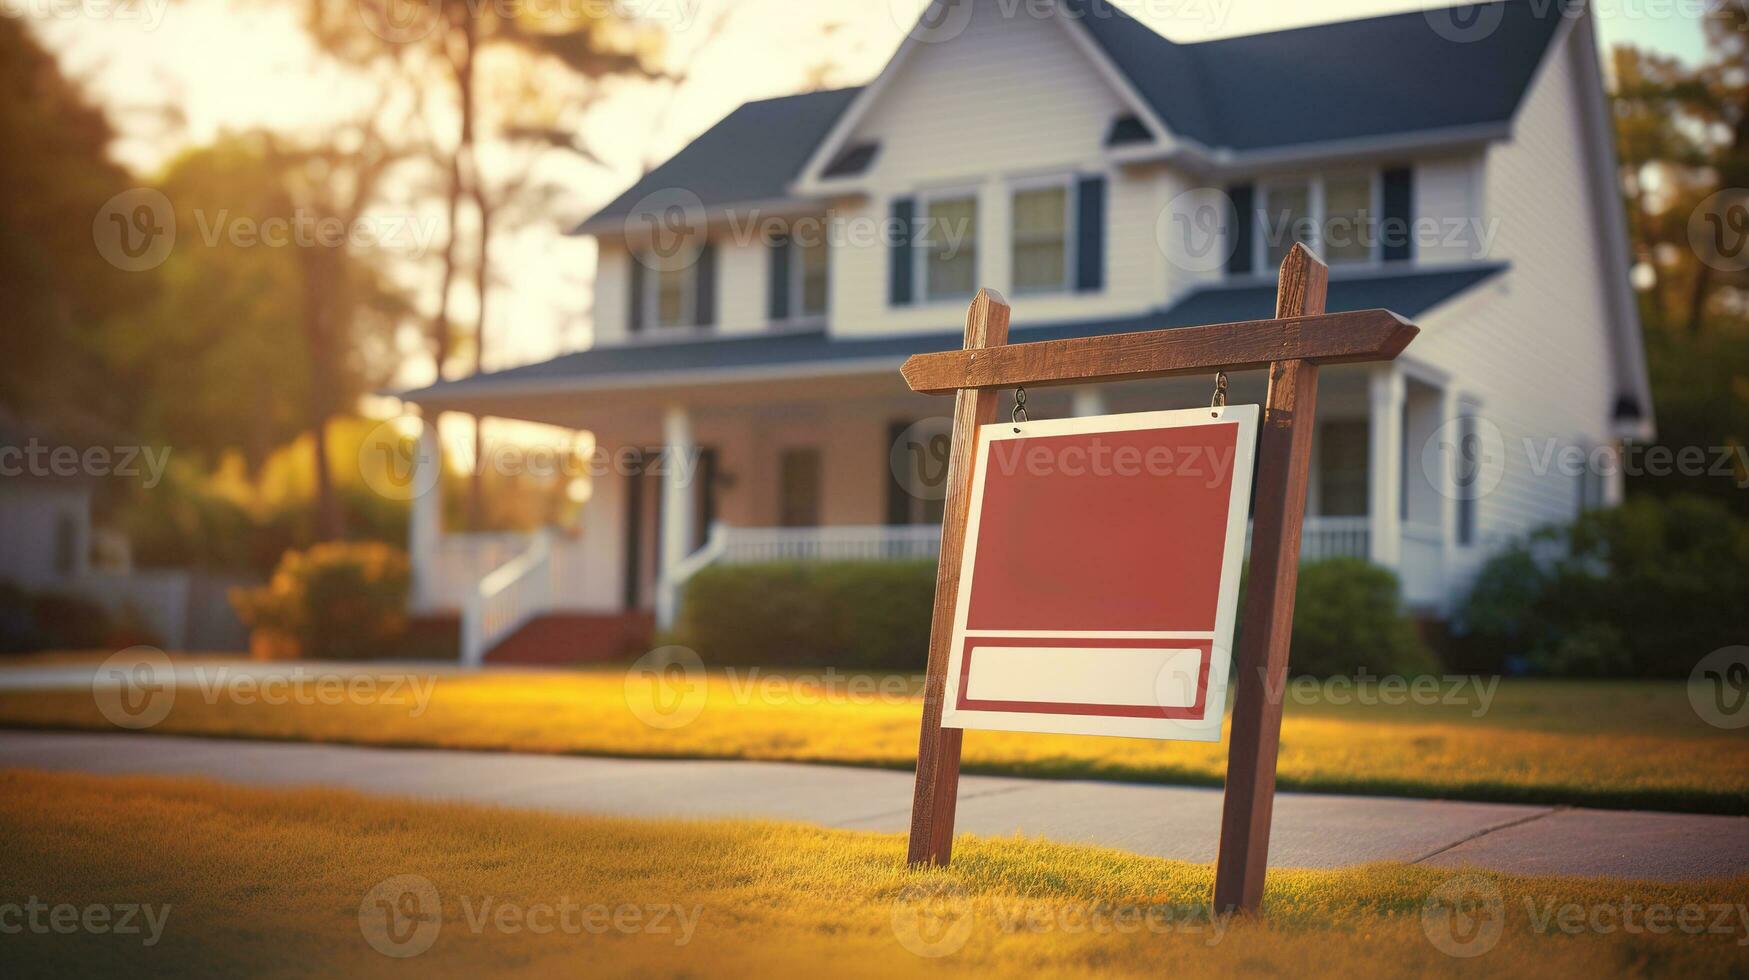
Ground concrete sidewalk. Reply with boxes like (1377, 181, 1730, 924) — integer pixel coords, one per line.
(4, 731, 1745, 881)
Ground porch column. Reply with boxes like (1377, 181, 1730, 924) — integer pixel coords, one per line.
(1071, 387, 1107, 417)
(656, 404, 695, 628)
(409, 418, 442, 614)
(1367, 366, 1405, 567)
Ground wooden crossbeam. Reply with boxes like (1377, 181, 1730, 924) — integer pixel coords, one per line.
(900, 308, 1416, 395)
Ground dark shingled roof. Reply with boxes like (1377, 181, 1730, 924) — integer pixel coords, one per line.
(577, 2, 1568, 231)
(402, 265, 1505, 401)
(1073, 0, 1569, 150)
(578, 87, 861, 232)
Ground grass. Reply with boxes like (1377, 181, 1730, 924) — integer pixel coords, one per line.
(2, 769, 1746, 979)
(0, 664, 1745, 814)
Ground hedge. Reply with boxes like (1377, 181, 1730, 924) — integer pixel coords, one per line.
(677, 556, 1433, 677)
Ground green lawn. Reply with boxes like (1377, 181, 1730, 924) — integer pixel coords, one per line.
(1, 661, 1744, 814)
(2, 769, 1745, 978)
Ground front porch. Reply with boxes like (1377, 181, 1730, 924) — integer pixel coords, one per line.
(405, 361, 1464, 664)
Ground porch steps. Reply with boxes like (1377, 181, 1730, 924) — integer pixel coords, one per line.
(482, 612, 655, 666)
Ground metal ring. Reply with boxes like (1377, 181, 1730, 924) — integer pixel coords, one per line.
(1011, 387, 1029, 425)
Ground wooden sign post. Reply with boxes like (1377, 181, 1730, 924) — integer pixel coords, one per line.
(900, 244, 1419, 914)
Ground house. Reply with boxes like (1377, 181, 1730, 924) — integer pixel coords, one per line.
(398, 0, 1652, 665)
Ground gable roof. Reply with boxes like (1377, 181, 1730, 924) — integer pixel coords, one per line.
(578, 1, 1569, 234)
(1072, 0, 1567, 151)
(401, 264, 1506, 405)
(575, 86, 861, 235)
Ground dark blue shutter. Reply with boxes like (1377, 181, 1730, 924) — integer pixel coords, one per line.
(889, 197, 916, 306)
(694, 241, 716, 327)
(1226, 184, 1254, 276)
(628, 253, 645, 333)
(1075, 176, 1106, 292)
(885, 420, 909, 526)
(768, 230, 791, 322)
(1382, 167, 1414, 263)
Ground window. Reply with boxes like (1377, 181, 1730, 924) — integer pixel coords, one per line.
(1261, 182, 1313, 269)
(1317, 420, 1370, 517)
(653, 266, 690, 328)
(1011, 184, 1070, 293)
(779, 448, 822, 527)
(923, 195, 978, 301)
(796, 236, 829, 318)
(1322, 174, 1375, 265)
(1258, 173, 1377, 269)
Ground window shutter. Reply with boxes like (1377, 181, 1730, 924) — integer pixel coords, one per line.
(885, 420, 910, 526)
(1075, 175, 1106, 292)
(628, 253, 646, 333)
(1225, 184, 1254, 276)
(694, 241, 717, 327)
(1382, 167, 1414, 262)
(889, 197, 916, 306)
(768, 231, 791, 322)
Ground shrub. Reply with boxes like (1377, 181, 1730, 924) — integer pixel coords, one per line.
(676, 561, 936, 670)
(1455, 495, 1749, 677)
(1273, 558, 1436, 678)
(230, 541, 410, 660)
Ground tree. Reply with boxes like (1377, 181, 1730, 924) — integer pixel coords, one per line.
(0, 16, 145, 429)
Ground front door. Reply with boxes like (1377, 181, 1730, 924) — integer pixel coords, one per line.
(622, 447, 716, 611)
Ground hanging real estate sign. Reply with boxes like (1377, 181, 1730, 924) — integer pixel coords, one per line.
(939, 404, 1259, 742)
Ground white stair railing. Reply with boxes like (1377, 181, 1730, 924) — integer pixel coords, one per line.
(460, 529, 554, 667)
(655, 523, 728, 630)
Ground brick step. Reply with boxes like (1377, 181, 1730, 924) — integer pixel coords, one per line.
(483, 612, 655, 665)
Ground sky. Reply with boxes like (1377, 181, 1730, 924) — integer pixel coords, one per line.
(23, 0, 1719, 385)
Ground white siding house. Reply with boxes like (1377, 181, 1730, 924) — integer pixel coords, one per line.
(400, 0, 1652, 664)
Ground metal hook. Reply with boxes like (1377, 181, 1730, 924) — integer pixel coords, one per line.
(1011, 387, 1028, 430)
(1210, 371, 1228, 414)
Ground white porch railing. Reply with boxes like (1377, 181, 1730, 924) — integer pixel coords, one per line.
(720, 524, 943, 563)
(1255, 515, 1373, 562)
(460, 529, 553, 667)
